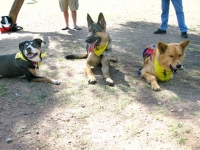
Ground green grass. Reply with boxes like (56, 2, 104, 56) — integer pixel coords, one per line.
(0, 83, 7, 96)
(0, 107, 4, 113)
(179, 138, 187, 145)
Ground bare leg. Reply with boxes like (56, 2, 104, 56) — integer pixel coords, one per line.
(71, 10, 77, 28)
(62, 10, 69, 29)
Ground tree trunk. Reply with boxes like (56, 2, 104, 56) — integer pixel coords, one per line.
(9, 0, 24, 24)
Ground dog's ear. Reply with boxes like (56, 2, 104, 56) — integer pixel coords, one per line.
(158, 42, 168, 54)
(19, 42, 25, 52)
(87, 13, 94, 27)
(34, 38, 46, 45)
(180, 40, 190, 51)
(97, 12, 106, 30)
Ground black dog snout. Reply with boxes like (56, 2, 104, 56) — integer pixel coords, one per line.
(85, 36, 101, 44)
(26, 47, 32, 52)
(176, 64, 182, 69)
(85, 37, 92, 43)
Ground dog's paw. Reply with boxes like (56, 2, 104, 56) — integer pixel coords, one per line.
(106, 78, 114, 86)
(151, 85, 161, 91)
(110, 56, 117, 63)
(53, 80, 61, 85)
(88, 77, 97, 84)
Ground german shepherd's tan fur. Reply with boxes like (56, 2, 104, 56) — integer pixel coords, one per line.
(66, 13, 116, 86)
(140, 40, 190, 91)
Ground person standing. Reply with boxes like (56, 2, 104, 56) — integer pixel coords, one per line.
(59, 0, 81, 30)
(154, 0, 188, 38)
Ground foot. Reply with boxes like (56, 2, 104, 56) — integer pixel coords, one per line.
(74, 26, 81, 30)
(154, 28, 166, 34)
(62, 27, 69, 30)
(181, 32, 188, 38)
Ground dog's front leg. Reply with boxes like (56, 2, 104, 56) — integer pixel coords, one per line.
(25, 69, 61, 85)
(101, 58, 114, 86)
(141, 71, 160, 91)
(31, 76, 61, 85)
(84, 64, 96, 84)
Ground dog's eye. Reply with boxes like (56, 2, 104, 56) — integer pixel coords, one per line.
(169, 55, 173, 57)
(179, 55, 182, 57)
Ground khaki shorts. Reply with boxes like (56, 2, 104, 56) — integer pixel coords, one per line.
(59, 0, 79, 11)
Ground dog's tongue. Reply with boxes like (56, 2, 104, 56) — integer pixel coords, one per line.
(27, 53, 34, 58)
(88, 42, 96, 52)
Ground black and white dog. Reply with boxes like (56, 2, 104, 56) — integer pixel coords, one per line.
(0, 38, 61, 85)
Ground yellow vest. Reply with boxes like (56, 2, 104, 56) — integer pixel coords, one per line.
(154, 57, 172, 81)
(94, 41, 108, 56)
(15, 52, 46, 66)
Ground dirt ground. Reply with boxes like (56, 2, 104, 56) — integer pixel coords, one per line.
(0, 0, 200, 150)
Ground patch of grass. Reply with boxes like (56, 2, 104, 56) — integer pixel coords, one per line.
(16, 127, 25, 134)
(179, 138, 187, 145)
(0, 83, 7, 96)
(156, 106, 167, 114)
(169, 122, 183, 137)
(0, 107, 4, 113)
(118, 99, 131, 110)
(190, 110, 200, 116)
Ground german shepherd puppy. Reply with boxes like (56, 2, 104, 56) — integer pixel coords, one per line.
(66, 13, 116, 86)
(140, 40, 190, 91)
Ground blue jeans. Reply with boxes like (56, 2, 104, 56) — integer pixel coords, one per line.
(160, 0, 188, 32)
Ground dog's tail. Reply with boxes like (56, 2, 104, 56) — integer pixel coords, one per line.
(65, 53, 88, 59)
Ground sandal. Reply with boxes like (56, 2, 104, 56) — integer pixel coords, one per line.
(74, 26, 81, 30)
(62, 27, 69, 30)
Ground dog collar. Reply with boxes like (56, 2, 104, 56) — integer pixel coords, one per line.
(94, 41, 108, 56)
(154, 57, 172, 81)
(15, 52, 46, 66)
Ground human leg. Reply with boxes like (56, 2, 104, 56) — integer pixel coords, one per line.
(59, 0, 69, 30)
(63, 10, 69, 30)
(160, 0, 170, 30)
(154, 0, 170, 34)
(69, 0, 81, 30)
(71, 10, 77, 28)
(171, 0, 188, 32)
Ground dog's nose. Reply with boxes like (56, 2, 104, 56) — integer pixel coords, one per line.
(85, 38, 91, 43)
(176, 64, 182, 69)
(26, 47, 31, 52)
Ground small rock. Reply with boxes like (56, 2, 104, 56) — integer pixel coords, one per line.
(36, 131, 39, 134)
(15, 93, 20, 96)
(179, 109, 183, 112)
(25, 130, 31, 134)
(23, 112, 27, 115)
(158, 102, 162, 105)
(6, 138, 12, 143)
(81, 104, 86, 108)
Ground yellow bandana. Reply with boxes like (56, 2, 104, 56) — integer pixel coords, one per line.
(94, 41, 108, 56)
(15, 52, 46, 66)
(154, 57, 172, 81)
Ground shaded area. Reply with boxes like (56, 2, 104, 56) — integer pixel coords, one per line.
(0, 19, 200, 149)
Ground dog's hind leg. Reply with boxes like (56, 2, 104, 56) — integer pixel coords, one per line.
(101, 58, 114, 86)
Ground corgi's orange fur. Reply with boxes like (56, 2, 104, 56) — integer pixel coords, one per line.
(140, 40, 190, 91)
